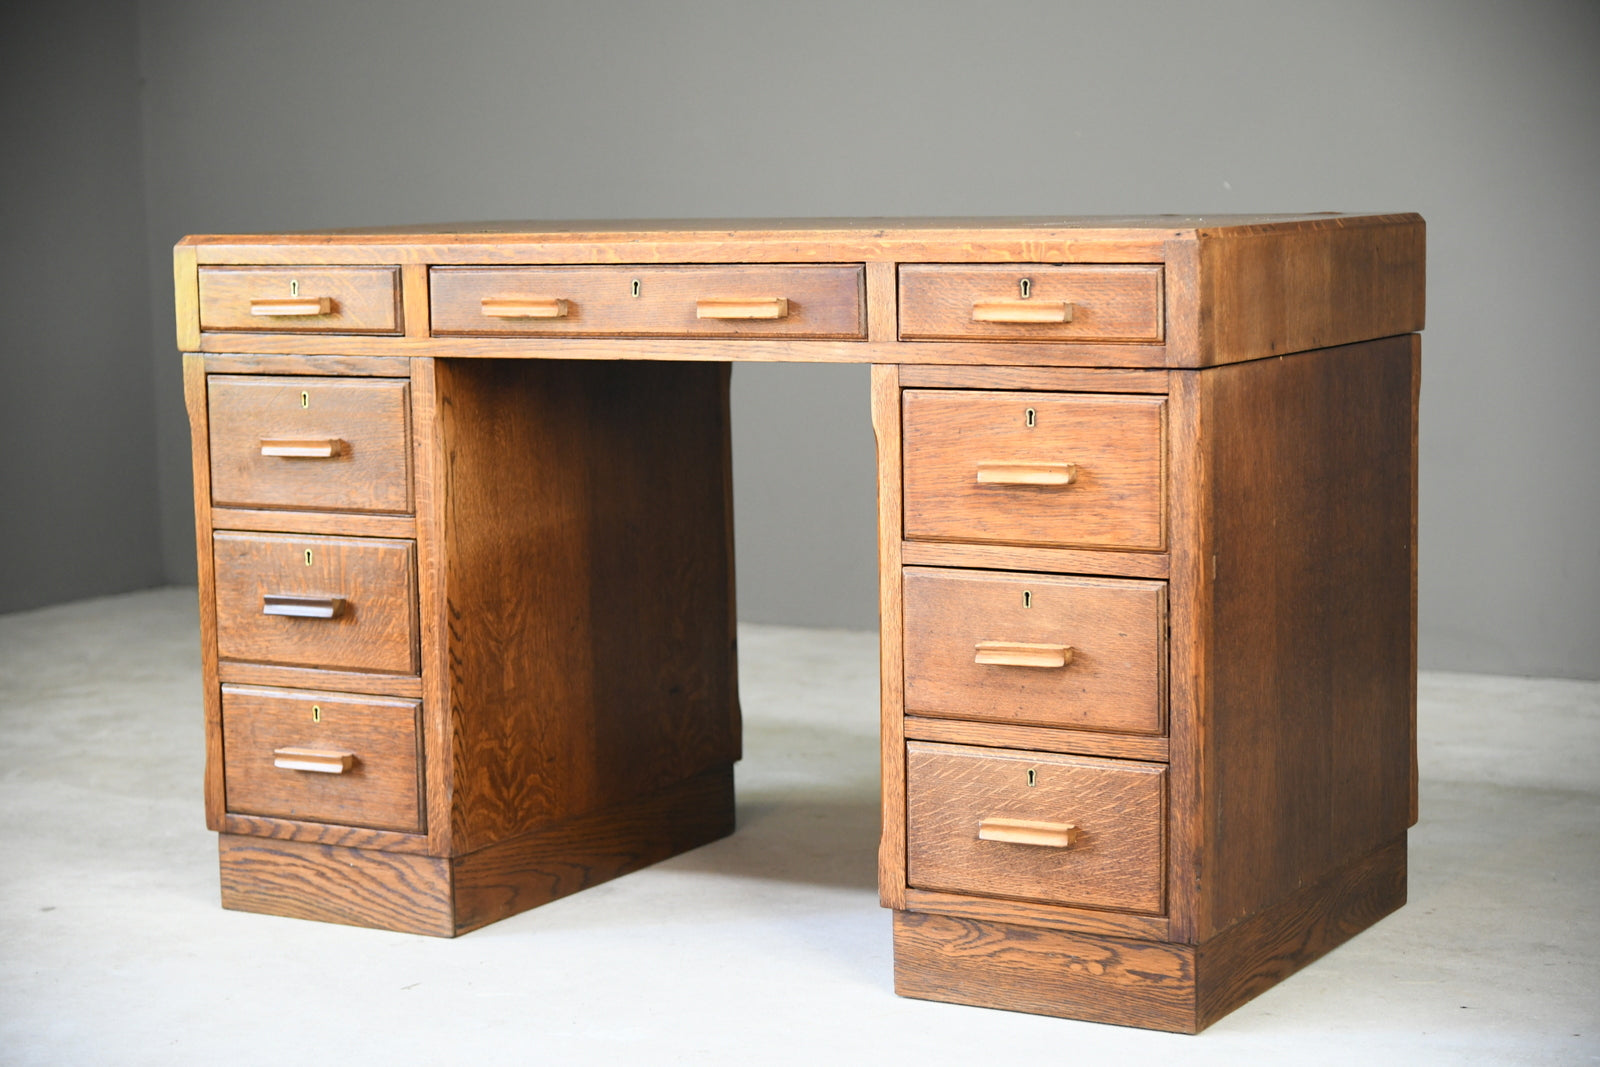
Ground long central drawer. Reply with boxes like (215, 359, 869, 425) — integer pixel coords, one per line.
(429, 264, 865, 338)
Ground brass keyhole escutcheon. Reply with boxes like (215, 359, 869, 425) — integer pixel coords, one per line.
(1025, 407, 1036, 428)
(290, 279, 300, 297)
(301, 390, 309, 409)
(311, 705, 321, 723)
(1023, 590, 1032, 608)
(631, 278, 641, 298)
(1019, 277, 1032, 299)
(1027, 768, 1037, 787)
(304, 549, 313, 566)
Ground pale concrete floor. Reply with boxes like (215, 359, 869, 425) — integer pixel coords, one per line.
(0, 587, 1595, 1065)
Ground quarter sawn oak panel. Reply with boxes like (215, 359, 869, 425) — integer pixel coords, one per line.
(903, 567, 1167, 734)
(221, 685, 423, 833)
(212, 531, 418, 675)
(906, 742, 1167, 914)
(902, 389, 1166, 550)
(207, 374, 413, 514)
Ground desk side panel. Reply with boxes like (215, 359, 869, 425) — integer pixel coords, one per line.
(1197, 338, 1417, 937)
(435, 359, 739, 854)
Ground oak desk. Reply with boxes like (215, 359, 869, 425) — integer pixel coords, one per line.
(176, 215, 1424, 1032)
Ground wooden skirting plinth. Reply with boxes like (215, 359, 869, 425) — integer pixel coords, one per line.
(219, 764, 736, 937)
(893, 834, 1406, 1033)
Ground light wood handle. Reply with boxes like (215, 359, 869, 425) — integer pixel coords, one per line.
(975, 462, 1077, 487)
(260, 438, 343, 458)
(972, 300, 1072, 324)
(696, 297, 790, 320)
(974, 641, 1073, 669)
(262, 594, 345, 619)
(978, 817, 1080, 849)
(480, 297, 570, 319)
(273, 747, 355, 774)
(250, 297, 332, 317)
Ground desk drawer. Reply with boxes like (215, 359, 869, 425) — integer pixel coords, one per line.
(429, 264, 865, 339)
(198, 267, 401, 334)
(208, 376, 412, 514)
(902, 389, 1165, 550)
(221, 685, 423, 832)
(907, 742, 1166, 914)
(213, 532, 419, 675)
(904, 567, 1166, 735)
(898, 264, 1163, 343)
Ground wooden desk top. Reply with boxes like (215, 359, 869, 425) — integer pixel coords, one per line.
(176, 213, 1424, 370)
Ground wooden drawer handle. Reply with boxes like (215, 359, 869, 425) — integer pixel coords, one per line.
(978, 817, 1080, 849)
(273, 747, 355, 774)
(972, 299, 1072, 324)
(974, 641, 1073, 669)
(259, 438, 344, 458)
(975, 462, 1077, 487)
(250, 297, 332, 317)
(696, 297, 790, 320)
(480, 297, 570, 319)
(262, 594, 345, 619)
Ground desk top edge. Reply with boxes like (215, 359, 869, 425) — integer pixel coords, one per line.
(177, 213, 1422, 248)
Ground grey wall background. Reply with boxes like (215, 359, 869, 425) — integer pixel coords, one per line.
(3, 0, 1596, 678)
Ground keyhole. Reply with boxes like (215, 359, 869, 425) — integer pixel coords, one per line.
(631, 278, 641, 298)
(301, 391, 309, 409)
(1025, 408, 1036, 428)
(1023, 590, 1032, 608)
(311, 705, 321, 723)
(290, 279, 299, 297)
(304, 549, 313, 566)
(1027, 769, 1037, 787)
(1019, 277, 1032, 299)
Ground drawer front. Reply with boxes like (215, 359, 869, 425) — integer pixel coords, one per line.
(903, 567, 1166, 734)
(198, 267, 401, 333)
(898, 264, 1163, 343)
(903, 390, 1165, 550)
(906, 741, 1166, 914)
(221, 685, 423, 832)
(208, 375, 412, 514)
(213, 532, 419, 674)
(429, 264, 865, 339)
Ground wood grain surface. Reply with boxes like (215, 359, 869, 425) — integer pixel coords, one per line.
(183, 355, 225, 830)
(902, 716, 1168, 763)
(218, 834, 452, 936)
(451, 764, 735, 934)
(898, 365, 1169, 393)
(899, 540, 1168, 579)
(220, 685, 423, 833)
(894, 911, 1197, 1032)
(1194, 834, 1406, 1027)
(212, 531, 418, 674)
(431, 358, 739, 854)
(901, 888, 1170, 941)
(871, 363, 907, 909)
(899, 264, 1164, 343)
(1195, 338, 1416, 938)
(198, 266, 401, 334)
(1195, 216, 1425, 365)
(207, 375, 413, 513)
(218, 812, 428, 854)
(903, 567, 1166, 734)
(430, 264, 864, 339)
(903, 389, 1165, 550)
(906, 742, 1166, 914)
